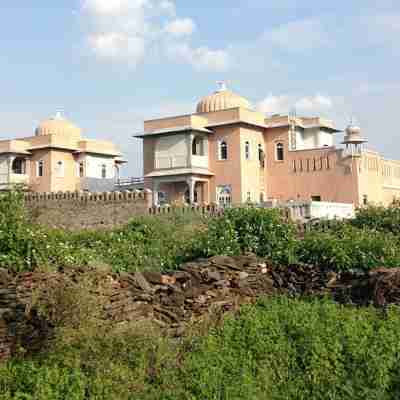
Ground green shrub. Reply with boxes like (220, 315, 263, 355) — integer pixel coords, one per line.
(297, 225, 400, 271)
(3, 297, 400, 399)
(179, 297, 400, 400)
(0, 191, 207, 273)
(0, 191, 48, 271)
(202, 207, 297, 264)
(352, 202, 400, 235)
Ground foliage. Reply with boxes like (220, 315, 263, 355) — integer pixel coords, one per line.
(202, 207, 298, 265)
(297, 224, 400, 271)
(3, 190, 400, 273)
(0, 190, 206, 272)
(3, 297, 400, 399)
(352, 202, 400, 235)
(0, 191, 47, 271)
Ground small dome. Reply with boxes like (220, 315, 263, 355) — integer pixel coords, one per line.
(196, 83, 251, 113)
(346, 124, 361, 136)
(342, 123, 367, 144)
(35, 112, 81, 139)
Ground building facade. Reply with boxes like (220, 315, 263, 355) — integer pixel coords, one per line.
(0, 112, 124, 192)
(136, 84, 400, 208)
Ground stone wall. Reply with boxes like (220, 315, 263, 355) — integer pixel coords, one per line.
(24, 190, 153, 230)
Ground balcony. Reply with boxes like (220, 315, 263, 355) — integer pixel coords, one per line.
(155, 154, 209, 170)
(0, 173, 29, 190)
(155, 155, 187, 170)
(191, 155, 209, 169)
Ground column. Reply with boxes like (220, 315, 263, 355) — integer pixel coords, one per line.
(186, 177, 196, 204)
(152, 180, 160, 206)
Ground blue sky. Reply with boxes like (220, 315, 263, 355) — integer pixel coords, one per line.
(0, 1, 399, 175)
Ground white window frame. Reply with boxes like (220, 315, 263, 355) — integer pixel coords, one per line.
(218, 140, 228, 161)
(101, 164, 107, 179)
(37, 160, 44, 177)
(245, 141, 250, 160)
(77, 161, 84, 178)
(275, 142, 284, 161)
(55, 160, 65, 178)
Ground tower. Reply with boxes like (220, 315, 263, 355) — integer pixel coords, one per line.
(341, 121, 367, 156)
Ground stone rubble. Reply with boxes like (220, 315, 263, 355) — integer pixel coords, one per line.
(2, 254, 400, 361)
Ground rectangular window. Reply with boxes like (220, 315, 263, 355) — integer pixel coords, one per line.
(311, 195, 321, 202)
(245, 141, 250, 160)
(79, 161, 84, 178)
(37, 160, 44, 177)
(247, 192, 251, 202)
(293, 160, 296, 172)
(363, 195, 368, 205)
(12, 158, 26, 175)
(101, 164, 107, 179)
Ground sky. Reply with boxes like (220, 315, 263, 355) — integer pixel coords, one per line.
(0, 0, 399, 176)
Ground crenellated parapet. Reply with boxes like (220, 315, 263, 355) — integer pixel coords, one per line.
(24, 190, 153, 230)
(24, 189, 152, 204)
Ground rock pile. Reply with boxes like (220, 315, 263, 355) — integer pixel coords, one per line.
(3, 254, 400, 361)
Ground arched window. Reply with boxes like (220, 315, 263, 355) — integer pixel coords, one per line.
(258, 144, 265, 167)
(245, 141, 250, 160)
(55, 160, 64, 177)
(276, 143, 284, 161)
(12, 158, 26, 175)
(37, 160, 44, 177)
(79, 161, 84, 177)
(219, 140, 228, 160)
(101, 164, 107, 179)
(192, 136, 204, 156)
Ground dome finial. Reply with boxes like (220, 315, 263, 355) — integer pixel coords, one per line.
(54, 109, 65, 120)
(216, 81, 227, 92)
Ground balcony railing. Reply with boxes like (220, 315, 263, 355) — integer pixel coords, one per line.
(155, 154, 209, 170)
(191, 155, 209, 169)
(155, 155, 187, 170)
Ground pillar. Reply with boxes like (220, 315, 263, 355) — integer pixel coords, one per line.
(186, 177, 196, 205)
(152, 180, 160, 206)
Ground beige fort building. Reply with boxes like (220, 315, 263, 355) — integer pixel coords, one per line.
(0, 112, 124, 193)
(136, 83, 400, 209)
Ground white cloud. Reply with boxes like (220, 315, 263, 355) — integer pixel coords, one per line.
(88, 32, 145, 60)
(167, 43, 230, 71)
(257, 95, 291, 114)
(83, 0, 131, 15)
(263, 18, 331, 52)
(165, 18, 195, 36)
(257, 94, 333, 115)
(296, 95, 333, 112)
(81, 0, 229, 71)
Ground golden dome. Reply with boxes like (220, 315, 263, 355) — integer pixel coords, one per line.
(35, 112, 82, 139)
(196, 83, 252, 113)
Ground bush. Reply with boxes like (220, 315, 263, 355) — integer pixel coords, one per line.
(352, 202, 400, 235)
(202, 207, 297, 264)
(3, 297, 400, 399)
(297, 225, 400, 271)
(0, 190, 207, 272)
(0, 191, 47, 271)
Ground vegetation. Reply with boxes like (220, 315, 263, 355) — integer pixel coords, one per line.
(4, 191, 400, 397)
(2, 297, 400, 399)
(2, 190, 400, 273)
